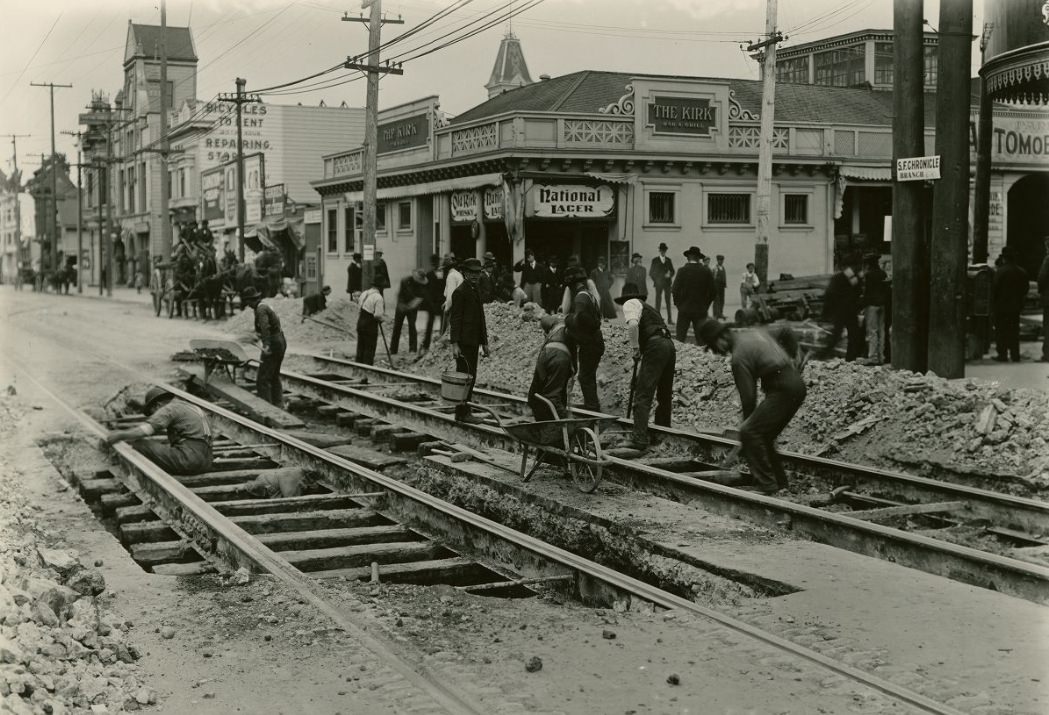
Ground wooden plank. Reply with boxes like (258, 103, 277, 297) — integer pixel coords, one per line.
(370, 425, 402, 442)
(258, 525, 415, 551)
(355, 418, 384, 436)
(121, 521, 178, 544)
(115, 504, 157, 524)
(277, 430, 354, 448)
(390, 432, 432, 452)
(100, 492, 140, 513)
(182, 367, 304, 429)
(315, 404, 342, 418)
(210, 457, 276, 471)
(326, 444, 406, 470)
(131, 541, 200, 567)
(846, 501, 966, 524)
(152, 561, 216, 576)
(79, 478, 124, 500)
(281, 540, 442, 572)
(312, 557, 486, 584)
(230, 508, 387, 534)
(175, 467, 302, 489)
(208, 494, 363, 517)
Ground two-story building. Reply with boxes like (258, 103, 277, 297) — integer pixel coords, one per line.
(0, 183, 35, 284)
(25, 155, 81, 280)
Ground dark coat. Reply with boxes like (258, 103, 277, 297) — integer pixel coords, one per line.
(396, 275, 425, 312)
(514, 259, 544, 286)
(302, 292, 327, 316)
(540, 267, 562, 311)
(346, 262, 362, 293)
(822, 271, 860, 324)
(672, 262, 716, 316)
(993, 262, 1029, 314)
(449, 281, 488, 347)
(649, 256, 675, 289)
(1037, 254, 1049, 307)
(713, 263, 728, 288)
(862, 267, 889, 308)
(372, 258, 391, 289)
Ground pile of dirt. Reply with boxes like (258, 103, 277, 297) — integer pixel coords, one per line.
(221, 295, 371, 348)
(412, 303, 1049, 483)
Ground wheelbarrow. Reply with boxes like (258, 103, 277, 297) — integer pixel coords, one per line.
(472, 396, 617, 494)
(188, 339, 251, 384)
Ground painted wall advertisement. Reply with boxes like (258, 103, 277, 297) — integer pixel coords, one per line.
(264, 184, 286, 218)
(970, 113, 1049, 160)
(450, 190, 478, 222)
(171, 101, 273, 171)
(222, 153, 265, 225)
(531, 184, 615, 218)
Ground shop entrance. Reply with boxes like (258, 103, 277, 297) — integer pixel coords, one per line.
(450, 224, 476, 260)
(483, 221, 512, 267)
(1007, 173, 1049, 275)
(524, 220, 610, 270)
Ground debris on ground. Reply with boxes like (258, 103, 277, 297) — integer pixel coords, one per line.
(221, 295, 368, 348)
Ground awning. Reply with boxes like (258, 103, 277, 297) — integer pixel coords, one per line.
(838, 164, 892, 182)
(342, 172, 503, 202)
(585, 172, 636, 184)
(257, 216, 305, 250)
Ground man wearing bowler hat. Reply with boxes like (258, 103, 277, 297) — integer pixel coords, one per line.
(449, 258, 490, 421)
(713, 255, 728, 320)
(241, 286, 286, 408)
(625, 253, 648, 303)
(615, 282, 676, 451)
(672, 246, 716, 344)
(698, 319, 806, 495)
(649, 242, 675, 325)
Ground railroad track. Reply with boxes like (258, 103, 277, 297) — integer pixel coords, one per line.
(8, 361, 962, 715)
(228, 351, 1049, 605)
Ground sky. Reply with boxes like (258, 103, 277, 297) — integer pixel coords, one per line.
(0, 0, 984, 184)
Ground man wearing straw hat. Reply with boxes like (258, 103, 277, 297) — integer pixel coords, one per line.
(449, 258, 490, 421)
(614, 282, 676, 451)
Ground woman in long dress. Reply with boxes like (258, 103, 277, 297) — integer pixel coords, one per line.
(590, 257, 617, 319)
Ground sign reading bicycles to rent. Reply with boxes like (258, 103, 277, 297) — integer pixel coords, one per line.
(897, 155, 941, 181)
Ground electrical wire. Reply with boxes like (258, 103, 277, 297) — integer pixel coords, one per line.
(387, 0, 545, 64)
(0, 13, 63, 105)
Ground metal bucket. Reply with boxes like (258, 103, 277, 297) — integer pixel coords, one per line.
(441, 371, 474, 402)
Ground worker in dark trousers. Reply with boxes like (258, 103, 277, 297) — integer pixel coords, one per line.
(346, 253, 362, 298)
(104, 387, 213, 475)
(992, 245, 1029, 362)
(649, 242, 675, 325)
(815, 260, 861, 361)
(302, 285, 331, 317)
(699, 319, 806, 495)
(242, 287, 286, 408)
(355, 285, 385, 365)
(672, 246, 716, 344)
(390, 269, 428, 354)
(449, 258, 490, 422)
(372, 248, 391, 296)
(422, 254, 445, 351)
(563, 266, 604, 412)
(615, 282, 675, 451)
(712, 255, 728, 320)
(528, 315, 575, 444)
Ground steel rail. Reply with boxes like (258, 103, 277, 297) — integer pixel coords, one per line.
(136, 383, 962, 715)
(292, 353, 1049, 534)
(252, 360, 1049, 605)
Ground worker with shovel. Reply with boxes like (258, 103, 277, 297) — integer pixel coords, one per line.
(355, 284, 385, 365)
(449, 258, 489, 422)
(241, 287, 286, 409)
(698, 319, 807, 495)
(614, 282, 676, 452)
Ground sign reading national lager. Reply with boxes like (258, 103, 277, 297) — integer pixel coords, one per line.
(533, 184, 615, 218)
(647, 96, 717, 136)
(378, 113, 430, 154)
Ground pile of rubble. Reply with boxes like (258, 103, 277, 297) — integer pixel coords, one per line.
(0, 404, 154, 713)
(222, 295, 365, 347)
(413, 303, 1049, 483)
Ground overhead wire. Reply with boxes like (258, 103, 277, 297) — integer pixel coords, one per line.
(0, 12, 63, 105)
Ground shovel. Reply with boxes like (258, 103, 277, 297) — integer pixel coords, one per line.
(301, 314, 356, 337)
(378, 323, 395, 368)
(625, 356, 640, 419)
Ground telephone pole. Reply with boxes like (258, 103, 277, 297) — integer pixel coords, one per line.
(218, 80, 262, 262)
(891, 0, 928, 373)
(61, 130, 85, 293)
(30, 81, 73, 276)
(927, 0, 973, 378)
(747, 0, 783, 286)
(4, 135, 30, 280)
(344, 0, 404, 290)
(972, 23, 994, 265)
(158, 0, 172, 262)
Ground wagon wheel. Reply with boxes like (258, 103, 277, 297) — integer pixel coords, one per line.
(568, 427, 603, 493)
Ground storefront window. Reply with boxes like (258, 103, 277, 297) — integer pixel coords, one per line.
(326, 208, 337, 253)
(874, 42, 894, 85)
(777, 56, 808, 84)
(708, 194, 751, 224)
(923, 46, 938, 87)
(398, 201, 412, 230)
(376, 204, 386, 232)
(344, 206, 354, 253)
(784, 194, 809, 224)
(648, 192, 675, 224)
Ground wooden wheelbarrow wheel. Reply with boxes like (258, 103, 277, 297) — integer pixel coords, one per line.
(568, 427, 604, 493)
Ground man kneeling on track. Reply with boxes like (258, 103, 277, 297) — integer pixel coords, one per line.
(528, 315, 575, 445)
(698, 319, 807, 495)
(103, 387, 213, 476)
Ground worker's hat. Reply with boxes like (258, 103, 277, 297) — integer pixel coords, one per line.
(241, 287, 262, 303)
(142, 386, 172, 412)
(460, 258, 483, 272)
(614, 282, 646, 305)
(698, 318, 730, 350)
(683, 246, 704, 259)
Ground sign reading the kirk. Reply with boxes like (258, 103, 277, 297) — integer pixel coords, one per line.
(377, 113, 430, 154)
(533, 184, 615, 218)
(646, 96, 717, 136)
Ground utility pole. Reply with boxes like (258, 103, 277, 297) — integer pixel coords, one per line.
(158, 0, 172, 263)
(218, 80, 262, 262)
(344, 0, 404, 289)
(891, 0, 928, 373)
(30, 82, 72, 277)
(927, 0, 973, 378)
(972, 23, 994, 265)
(4, 135, 29, 281)
(61, 130, 85, 293)
(747, 0, 783, 287)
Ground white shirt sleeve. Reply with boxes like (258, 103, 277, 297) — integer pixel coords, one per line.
(443, 270, 463, 309)
(622, 298, 643, 323)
